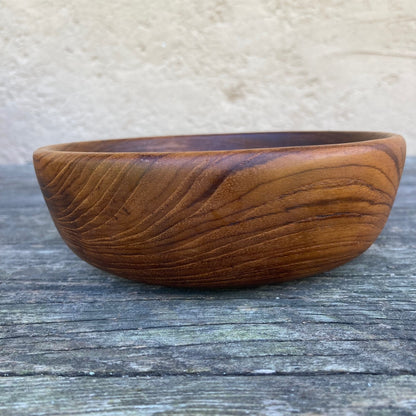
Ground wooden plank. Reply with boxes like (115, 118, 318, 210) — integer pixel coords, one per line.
(1, 375, 416, 416)
(0, 160, 415, 415)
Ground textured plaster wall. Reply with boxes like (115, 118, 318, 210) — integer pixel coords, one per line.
(1, 0, 416, 164)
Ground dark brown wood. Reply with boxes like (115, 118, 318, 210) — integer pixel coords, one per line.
(33, 132, 406, 288)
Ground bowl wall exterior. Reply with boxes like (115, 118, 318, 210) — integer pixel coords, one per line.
(33, 134, 406, 288)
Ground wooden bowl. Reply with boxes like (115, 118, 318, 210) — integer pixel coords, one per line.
(33, 132, 406, 288)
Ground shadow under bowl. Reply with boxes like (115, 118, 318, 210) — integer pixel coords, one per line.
(33, 131, 406, 288)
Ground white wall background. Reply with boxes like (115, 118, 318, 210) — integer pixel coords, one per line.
(1, 0, 415, 164)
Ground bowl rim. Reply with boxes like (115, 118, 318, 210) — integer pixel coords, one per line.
(34, 131, 404, 157)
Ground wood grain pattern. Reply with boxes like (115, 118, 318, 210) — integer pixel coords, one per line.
(1, 161, 415, 415)
(33, 132, 406, 288)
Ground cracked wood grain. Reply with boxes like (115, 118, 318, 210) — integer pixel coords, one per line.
(1, 375, 416, 416)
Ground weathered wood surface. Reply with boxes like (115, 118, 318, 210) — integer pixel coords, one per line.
(0, 159, 415, 415)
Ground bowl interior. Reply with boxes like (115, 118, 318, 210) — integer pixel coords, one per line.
(52, 131, 393, 153)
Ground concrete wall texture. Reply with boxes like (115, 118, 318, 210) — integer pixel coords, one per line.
(1, 0, 415, 164)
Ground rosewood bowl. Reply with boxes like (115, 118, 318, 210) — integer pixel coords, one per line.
(33, 132, 406, 288)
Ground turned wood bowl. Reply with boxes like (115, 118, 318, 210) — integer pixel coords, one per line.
(33, 132, 406, 288)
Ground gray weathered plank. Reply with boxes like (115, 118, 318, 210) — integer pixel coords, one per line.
(0, 160, 415, 415)
(2, 375, 416, 416)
